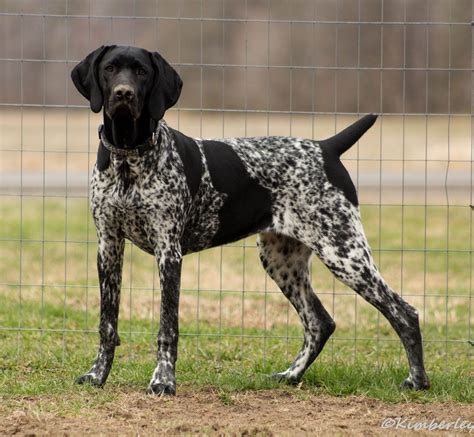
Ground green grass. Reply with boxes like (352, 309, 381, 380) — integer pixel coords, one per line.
(0, 197, 473, 408)
(0, 330, 472, 406)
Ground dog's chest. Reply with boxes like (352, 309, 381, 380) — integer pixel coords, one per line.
(90, 160, 172, 254)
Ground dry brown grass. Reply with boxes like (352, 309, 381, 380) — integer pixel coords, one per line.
(1, 388, 473, 436)
(1, 109, 471, 169)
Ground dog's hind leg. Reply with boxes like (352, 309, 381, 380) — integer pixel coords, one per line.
(258, 232, 336, 383)
(76, 233, 124, 387)
(303, 204, 430, 390)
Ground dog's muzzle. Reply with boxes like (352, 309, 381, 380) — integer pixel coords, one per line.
(108, 84, 139, 119)
(114, 84, 134, 103)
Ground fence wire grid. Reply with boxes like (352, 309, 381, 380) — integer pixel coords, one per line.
(0, 0, 472, 374)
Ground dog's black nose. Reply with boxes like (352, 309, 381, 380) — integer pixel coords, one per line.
(114, 85, 135, 101)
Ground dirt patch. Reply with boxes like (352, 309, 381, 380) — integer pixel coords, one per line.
(2, 389, 473, 436)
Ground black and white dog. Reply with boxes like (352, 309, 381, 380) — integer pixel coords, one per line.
(71, 45, 430, 395)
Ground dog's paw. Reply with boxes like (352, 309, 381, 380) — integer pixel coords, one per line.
(146, 382, 176, 396)
(76, 373, 104, 387)
(271, 371, 301, 385)
(401, 375, 430, 390)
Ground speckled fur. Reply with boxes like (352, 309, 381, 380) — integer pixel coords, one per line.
(77, 120, 430, 394)
(72, 47, 429, 395)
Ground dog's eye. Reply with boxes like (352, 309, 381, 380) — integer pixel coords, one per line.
(137, 68, 147, 76)
(105, 65, 114, 73)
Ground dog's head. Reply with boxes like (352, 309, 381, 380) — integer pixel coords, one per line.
(71, 45, 182, 145)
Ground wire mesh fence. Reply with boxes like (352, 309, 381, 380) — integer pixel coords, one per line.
(0, 0, 472, 374)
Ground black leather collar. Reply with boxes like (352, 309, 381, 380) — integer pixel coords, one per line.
(98, 124, 160, 158)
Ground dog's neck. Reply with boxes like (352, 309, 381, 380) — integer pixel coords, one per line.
(102, 110, 158, 149)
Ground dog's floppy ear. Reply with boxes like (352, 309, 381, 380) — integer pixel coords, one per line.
(71, 45, 113, 113)
(148, 52, 183, 121)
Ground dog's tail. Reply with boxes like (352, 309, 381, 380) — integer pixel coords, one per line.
(319, 114, 378, 157)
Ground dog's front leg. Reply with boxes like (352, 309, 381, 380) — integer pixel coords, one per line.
(147, 244, 182, 396)
(77, 235, 125, 387)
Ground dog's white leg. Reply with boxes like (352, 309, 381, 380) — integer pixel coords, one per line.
(77, 232, 124, 387)
(303, 202, 430, 390)
(258, 232, 336, 383)
(147, 242, 182, 396)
